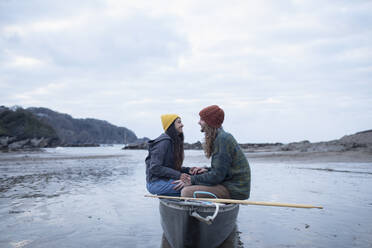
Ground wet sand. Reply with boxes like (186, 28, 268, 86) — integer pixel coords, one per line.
(1, 148, 372, 248)
(245, 150, 372, 163)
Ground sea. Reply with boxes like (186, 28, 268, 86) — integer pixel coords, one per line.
(0, 146, 371, 248)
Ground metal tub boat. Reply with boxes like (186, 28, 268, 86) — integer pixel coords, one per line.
(159, 198, 239, 248)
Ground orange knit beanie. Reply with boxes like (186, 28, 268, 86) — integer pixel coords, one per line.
(199, 105, 224, 128)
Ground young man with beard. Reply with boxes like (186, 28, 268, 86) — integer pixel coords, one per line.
(176, 105, 251, 200)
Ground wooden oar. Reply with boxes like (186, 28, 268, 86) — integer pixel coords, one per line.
(145, 194, 323, 209)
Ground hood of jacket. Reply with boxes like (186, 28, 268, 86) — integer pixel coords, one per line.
(147, 133, 172, 149)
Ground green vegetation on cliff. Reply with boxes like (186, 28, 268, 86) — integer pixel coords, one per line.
(0, 108, 58, 140)
(27, 107, 138, 145)
(1, 106, 139, 146)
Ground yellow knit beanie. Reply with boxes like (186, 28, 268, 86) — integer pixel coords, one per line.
(161, 114, 179, 131)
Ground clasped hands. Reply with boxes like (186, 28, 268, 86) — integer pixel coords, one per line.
(172, 166, 207, 190)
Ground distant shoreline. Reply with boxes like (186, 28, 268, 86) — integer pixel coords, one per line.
(1, 149, 371, 163)
(245, 150, 372, 163)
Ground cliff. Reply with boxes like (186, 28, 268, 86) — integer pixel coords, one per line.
(27, 107, 137, 145)
(0, 106, 59, 149)
(0, 106, 138, 150)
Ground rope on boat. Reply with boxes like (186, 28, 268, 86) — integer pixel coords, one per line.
(190, 202, 220, 225)
(189, 191, 220, 224)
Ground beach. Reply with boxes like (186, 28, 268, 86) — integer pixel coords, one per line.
(246, 150, 372, 163)
(1, 147, 372, 247)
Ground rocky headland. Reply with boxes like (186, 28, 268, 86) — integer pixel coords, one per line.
(242, 130, 372, 162)
(241, 129, 372, 153)
(0, 106, 139, 151)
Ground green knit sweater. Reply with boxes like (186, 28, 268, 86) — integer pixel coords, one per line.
(191, 128, 251, 200)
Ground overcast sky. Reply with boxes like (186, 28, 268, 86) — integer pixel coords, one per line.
(1, 0, 371, 143)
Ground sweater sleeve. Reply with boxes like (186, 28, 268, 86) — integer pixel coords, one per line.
(148, 140, 181, 180)
(181, 167, 191, 174)
(191, 136, 231, 185)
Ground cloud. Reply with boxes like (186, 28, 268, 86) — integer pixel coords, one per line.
(1, 0, 372, 143)
(5, 54, 45, 68)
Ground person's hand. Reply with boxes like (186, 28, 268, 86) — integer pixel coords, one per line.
(180, 173, 191, 181)
(172, 173, 191, 190)
(181, 173, 191, 186)
(189, 167, 199, 175)
(196, 168, 208, 174)
(190, 167, 208, 175)
(172, 180, 185, 190)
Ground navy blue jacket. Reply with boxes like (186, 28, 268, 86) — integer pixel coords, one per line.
(145, 133, 189, 183)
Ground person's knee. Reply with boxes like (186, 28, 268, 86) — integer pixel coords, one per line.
(181, 186, 194, 197)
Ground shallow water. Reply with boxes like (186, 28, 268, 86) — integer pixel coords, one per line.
(1, 147, 372, 248)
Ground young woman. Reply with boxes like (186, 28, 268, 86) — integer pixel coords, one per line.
(179, 105, 251, 200)
(145, 114, 191, 196)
